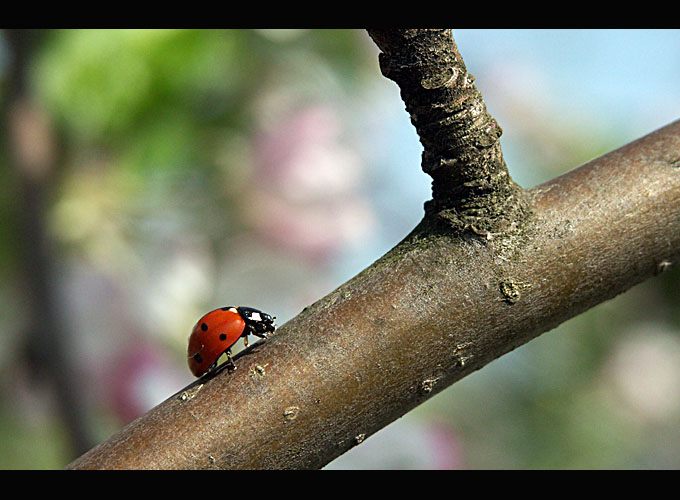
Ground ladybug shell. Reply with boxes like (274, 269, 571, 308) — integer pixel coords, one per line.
(187, 307, 246, 377)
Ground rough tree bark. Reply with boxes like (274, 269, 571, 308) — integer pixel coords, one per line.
(67, 29, 680, 469)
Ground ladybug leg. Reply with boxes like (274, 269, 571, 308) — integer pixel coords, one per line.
(240, 325, 251, 348)
(204, 364, 215, 376)
(225, 349, 237, 371)
(242, 325, 261, 347)
(203, 358, 220, 377)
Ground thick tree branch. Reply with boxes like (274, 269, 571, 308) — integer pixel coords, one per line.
(65, 30, 680, 469)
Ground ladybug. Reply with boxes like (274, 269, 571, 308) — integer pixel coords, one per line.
(187, 306, 276, 377)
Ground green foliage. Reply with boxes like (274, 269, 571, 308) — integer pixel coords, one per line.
(0, 405, 72, 469)
(34, 30, 239, 141)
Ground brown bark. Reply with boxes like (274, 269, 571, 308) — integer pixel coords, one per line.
(367, 29, 530, 234)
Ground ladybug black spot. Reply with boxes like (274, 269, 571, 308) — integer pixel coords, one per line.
(219, 334, 227, 341)
(193, 353, 203, 363)
(201, 323, 208, 331)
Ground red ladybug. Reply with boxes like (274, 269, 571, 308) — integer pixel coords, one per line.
(187, 306, 276, 377)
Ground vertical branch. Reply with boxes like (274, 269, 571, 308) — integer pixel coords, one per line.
(367, 29, 530, 234)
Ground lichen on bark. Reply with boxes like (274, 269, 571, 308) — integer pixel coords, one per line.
(367, 29, 531, 236)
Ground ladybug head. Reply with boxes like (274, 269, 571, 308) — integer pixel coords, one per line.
(239, 306, 276, 335)
(255, 311, 276, 334)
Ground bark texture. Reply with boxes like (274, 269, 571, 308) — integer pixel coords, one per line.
(367, 29, 530, 235)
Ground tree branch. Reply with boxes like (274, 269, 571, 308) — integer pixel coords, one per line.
(367, 29, 530, 235)
(66, 30, 680, 469)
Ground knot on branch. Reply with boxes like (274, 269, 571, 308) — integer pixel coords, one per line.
(368, 29, 531, 235)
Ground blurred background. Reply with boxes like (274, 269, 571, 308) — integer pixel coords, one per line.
(0, 29, 679, 469)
